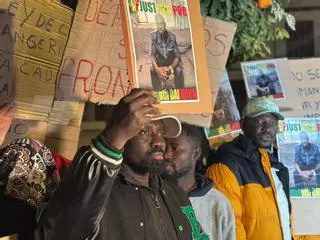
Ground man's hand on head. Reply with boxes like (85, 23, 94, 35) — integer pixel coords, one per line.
(0, 102, 14, 145)
(101, 89, 160, 150)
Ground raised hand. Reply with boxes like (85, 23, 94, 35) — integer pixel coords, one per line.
(101, 89, 160, 149)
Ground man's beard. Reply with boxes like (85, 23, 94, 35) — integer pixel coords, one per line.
(162, 160, 191, 181)
(126, 147, 165, 175)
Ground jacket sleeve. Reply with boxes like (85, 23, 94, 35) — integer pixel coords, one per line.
(211, 190, 236, 240)
(207, 163, 247, 240)
(35, 145, 122, 240)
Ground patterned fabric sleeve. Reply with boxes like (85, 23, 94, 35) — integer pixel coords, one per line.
(0, 138, 58, 208)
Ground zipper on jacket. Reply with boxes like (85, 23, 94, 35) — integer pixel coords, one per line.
(270, 182, 284, 240)
(152, 193, 161, 209)
(152, 192, 169, 240)
(261, 150, 285, 240)
(264, 162, 285, 240)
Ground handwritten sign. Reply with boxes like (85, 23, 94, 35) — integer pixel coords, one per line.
(3, 119, 48, 146)
(0, 0, 72, 119)
(277, 58, 320, 118)
(177, 17, 237, 127)
(56, 0, 131, 104)
(45, 101, 85, 159)
(2, 101, 84, 159)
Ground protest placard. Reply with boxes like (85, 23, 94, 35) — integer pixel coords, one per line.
(0, 0, 72, 120)
(177, 17, 237, 126)
(241, 59, 286, 100)
(45, 101, 85, 159)
(2, 101, 84, 159)
(291, 198, 320, 235)
(205, 70, 241, 138)
(277, 118, 320, 198)
(121, 0, 212, 114)
(3, 119, 48, 147)
(277, 58, 320, 118)
(56, 0, 132, 104)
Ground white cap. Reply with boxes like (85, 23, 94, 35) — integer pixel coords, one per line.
(152, 115, 182, 138)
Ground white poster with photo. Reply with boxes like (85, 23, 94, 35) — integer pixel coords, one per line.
(241, 59, 285, 100)
(277, 118, 320, 198)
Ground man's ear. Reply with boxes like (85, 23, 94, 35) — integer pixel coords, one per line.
(192, 146, 202, 162)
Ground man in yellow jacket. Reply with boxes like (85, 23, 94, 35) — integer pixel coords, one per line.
(207, 97, 292, 240)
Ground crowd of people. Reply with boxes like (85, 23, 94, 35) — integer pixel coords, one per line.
(0, 89, 308, 240)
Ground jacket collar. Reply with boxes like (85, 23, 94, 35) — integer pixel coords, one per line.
(229, 135, 279, 163)
(119, 163, 161, 190)
(235, 135, 285, 168)
(231, 135, 259, 162)
(188, 174, 213, 197)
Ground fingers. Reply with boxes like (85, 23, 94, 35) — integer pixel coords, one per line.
(133, 108, 158, 128)
(130, 94, 159, 111)
(140, 105, 160, 117)
(122, 88, 154, 103)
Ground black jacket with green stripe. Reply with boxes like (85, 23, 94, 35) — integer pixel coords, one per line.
(35, 141, 209, 240)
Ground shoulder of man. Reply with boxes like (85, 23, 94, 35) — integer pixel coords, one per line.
(209, 188, 235, 218)
(151, 31, 157, 39)
(167, 31, 177, 40)
(213, 137, 246, 164)
(295, 144, 301, 150)
(208, 136, 255, 183)
(162, 178, 189, 201)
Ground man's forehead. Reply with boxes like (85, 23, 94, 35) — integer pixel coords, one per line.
(145, 120, 164, 129)
(166, 130, 187, 143)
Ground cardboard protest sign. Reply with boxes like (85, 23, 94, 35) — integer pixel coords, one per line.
(205, 70, 241, 138)
(2, 119, 48, 147)
(0, 0, 72, 120)
(277, 118, 320, 198)
(45, 101, 85, 159)
(241, 59, 285, 100)
(56, 0, 132, 104)
(277, 58, 320, 118)
(121, 0, 212, 114)
(292, 198, 320, 236)
(2, 101, 84, 159)
(177, 17, 237, 127)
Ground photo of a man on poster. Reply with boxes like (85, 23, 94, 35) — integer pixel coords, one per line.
(256, 69, 276, 97)
(127, 0, 199, 102)
(150, 14, 184, 90)
(294, 132, 320, 188)
(205, 71, 241, 138)
(241, 59, 285, 99)
(277, 118, 320, 197)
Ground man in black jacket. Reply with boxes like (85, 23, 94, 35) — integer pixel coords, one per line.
(36, 89, 208, 240)
(207, 97, 292, 240)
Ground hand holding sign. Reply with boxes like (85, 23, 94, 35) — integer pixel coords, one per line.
(0, 102, 14, 145)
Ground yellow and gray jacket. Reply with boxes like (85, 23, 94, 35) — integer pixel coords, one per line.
(207, 135, 292, 240)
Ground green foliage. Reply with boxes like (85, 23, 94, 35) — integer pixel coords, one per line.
(201, 0, 294, 64)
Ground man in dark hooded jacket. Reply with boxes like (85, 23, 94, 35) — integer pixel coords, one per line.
(35, 89, 208, 240)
